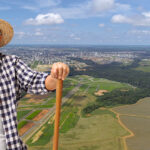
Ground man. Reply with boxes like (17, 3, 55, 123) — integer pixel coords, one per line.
(0, 19, 69, 150)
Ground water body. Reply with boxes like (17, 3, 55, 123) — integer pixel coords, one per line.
(113, 97, 150, 150)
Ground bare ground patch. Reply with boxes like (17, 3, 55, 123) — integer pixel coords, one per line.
(33, 109, 49, 121)
(19, 122, 35, 136)
(94, 90, 108, 96)
(26, 99, 44, 104)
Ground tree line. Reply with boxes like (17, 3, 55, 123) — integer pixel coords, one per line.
(82, 88, 150, 114)
(68, 57, 150, 114)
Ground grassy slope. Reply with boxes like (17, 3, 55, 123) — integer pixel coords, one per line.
(58, 109, 129, 150)
(113, 97, 150, 150)
(27, 75, 131, 150)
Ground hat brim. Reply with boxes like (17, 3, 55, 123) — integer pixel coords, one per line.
(0, 19, 14, 48)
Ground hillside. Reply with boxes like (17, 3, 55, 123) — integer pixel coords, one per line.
(17, 75, 133, 150)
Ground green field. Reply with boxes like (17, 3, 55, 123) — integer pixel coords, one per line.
(18, 120, 28, 130)
(58, 109, 129, 150)
(27, 109, 129, 150)
(17, 110, 31, 121)
(26, 110, 42, 120)
(113, 97, 150, 150)
(134, 59, 150, 72)
(23, 75, 132, 150)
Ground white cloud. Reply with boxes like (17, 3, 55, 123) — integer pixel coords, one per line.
(22, 6, 37, 11)
(74, 37, 80, 40)
(49, 0, 130, 19)
(70, 33, 75, 38)
(111, 12, 150, 26)
(25, 13, 64, 25)
(15, 29, 44, 39)
(142, 12, 150, 17)
(36, 0, 60, 8)
(98, 23, 105, 27)
(15, 31, 28, 39)
(21, 0, 61, 11)
(115, 3, 131, 11)
(129, 30, 150, 35)
(112, 14, 132, 23)
(35, 31, 43, 36)
(69, 33, 80, 40)
(90, 0, 115, 13)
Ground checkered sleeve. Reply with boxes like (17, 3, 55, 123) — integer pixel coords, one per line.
(15, 56, 55, 95)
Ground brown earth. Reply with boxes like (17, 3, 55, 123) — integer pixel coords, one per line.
(33, 109, 49, 121)
(94, 90, 108, 96)
(24, 93, 50, 100)
(26, 99, 44, 104)
(19, 122, 35, 136)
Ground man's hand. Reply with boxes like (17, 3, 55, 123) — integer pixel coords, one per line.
(50, 62, 70, 80)
(45, 62, 69, 91)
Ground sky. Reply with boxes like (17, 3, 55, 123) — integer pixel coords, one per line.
(1, 0, 150, 45)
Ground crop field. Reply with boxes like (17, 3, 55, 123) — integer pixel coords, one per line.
(26, 110, 42, 120)
(17, 77, 81, 142)
(58, 109, 129, 150)
(17, 110, 31, 121)
(113, 97, 150, 150)
(134, 59, 150, 72)
(34, 64, 52, 72)
(16, 75, 133, 150)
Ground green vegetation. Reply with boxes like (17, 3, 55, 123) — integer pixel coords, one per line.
(26, 75, 132, 150)
(70, 58, 150, 89)
(27, 119, 54, 146)
(27, 106, 79, 147)
(62, 86, 75, 97)
(26, 110, 42, 120)
(20, 97, 30, 101)
(62, 78, 79, 97)
(17, 110, 31, 121)
(38, 98, 56, 108)
(58, 109, 129, 150)
(83, 88, 150, 114)
(30, 60, 40, 69)
(60, 108, 79, 133)
(134, 59, 150, 72)
(18, 120, 28, 130)
(113, 97, 150, 150)
(18, 56, 150, 150)
(91, 109, 116, 118)
(19, 98, 56, 109)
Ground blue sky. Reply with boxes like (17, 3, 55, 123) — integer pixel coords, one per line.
(1, 0, 150, 45)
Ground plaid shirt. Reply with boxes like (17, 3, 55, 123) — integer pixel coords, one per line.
(0, 54, 53, 150)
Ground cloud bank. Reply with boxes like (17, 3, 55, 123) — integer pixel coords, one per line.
(25, 13, 64, 25)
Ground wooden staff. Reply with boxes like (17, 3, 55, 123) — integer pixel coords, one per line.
(53, 79, 63, 150)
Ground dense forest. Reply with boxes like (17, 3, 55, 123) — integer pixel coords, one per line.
(69, 57, 150, 89)
(68, 57, 150, 114)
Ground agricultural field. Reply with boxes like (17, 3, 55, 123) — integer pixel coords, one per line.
(134, 59, 150, 72)
(34, 64, 52, 72)
(113, 97, 150, 150)
(16, 75, 134, 150)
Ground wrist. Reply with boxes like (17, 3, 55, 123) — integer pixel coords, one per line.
(45, 74, 57, 91)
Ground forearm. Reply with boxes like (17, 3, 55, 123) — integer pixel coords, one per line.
(45, 75, 57, 91)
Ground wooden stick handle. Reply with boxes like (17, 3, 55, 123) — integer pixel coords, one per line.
(53, 79, 63, 150)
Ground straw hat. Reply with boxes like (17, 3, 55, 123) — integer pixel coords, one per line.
(0, 19, 14, 48)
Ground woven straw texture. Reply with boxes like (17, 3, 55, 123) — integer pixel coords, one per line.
(0, 19, 14, 48)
